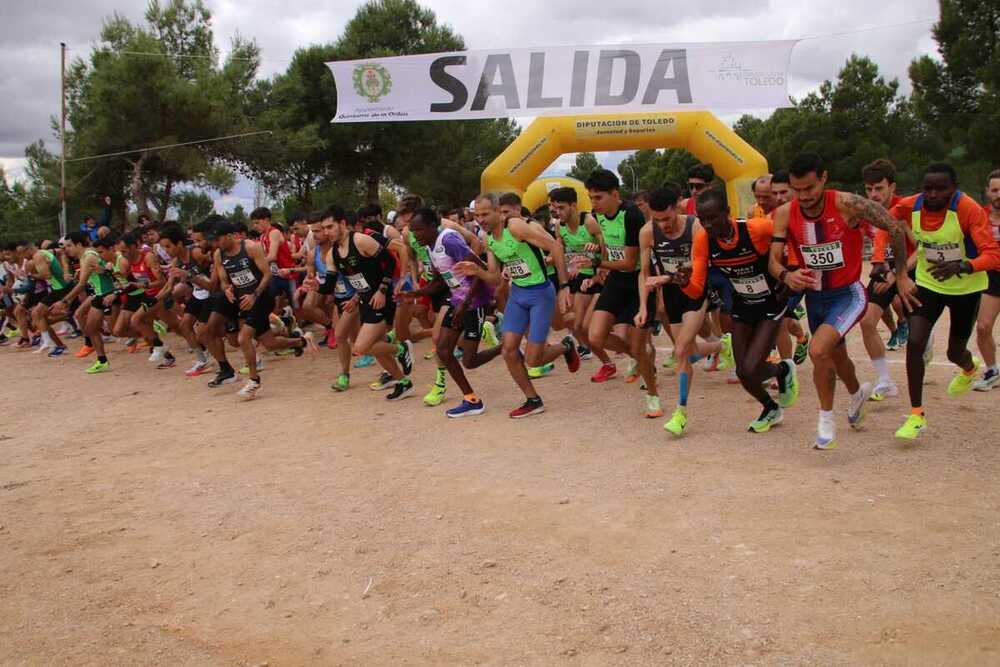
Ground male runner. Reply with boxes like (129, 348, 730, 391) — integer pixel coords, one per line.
(679, 163, 715, 215)
(158, 223, 214, 375)
(58, 234, 118, 373)
(213, 221, 314, 400)
(327, 209, 415, 400)
(547, 186, 609, 364)
(771, 153, 916, 449)
(700, 188, 797, 432)
(585, 169, 658, 415)
(457, 192, 578, 418)
(858, 159, 909, 400)
(771, 169, 811, 367)
(251, 207, 296, 307)
(973, 169, 1000, 391)
(638, 186, 733, 436)
(403, 208, 502, 417)
(114, 231, 174, 364)
(888, 163, 1000, 438)
(27, 238, 73, 356)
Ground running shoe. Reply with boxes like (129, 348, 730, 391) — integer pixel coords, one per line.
(896, 320, 909, 347)
(75, 345, 94, 358)
(625, 358, 639, 383)
(238, 378, 261, 401)
(973, 367, 1000, 392)
(446, 399, 485, 418)
(274, 347, 297, 357)
(663, 408, 687, 436)
(423, 350, 435, 360)
(748, 405, 783, 433)
(85, 359, 110, 374)
(185, 359, 213, 377)
(238, 358, 265, 375)
(895, 413, 927, 440)
(157, 356, 177, 369)
(847, 382, 873, 428)
(777, 360, 799, 408)
(481, 320, 499, 348)
(300, 332, 319, 354)
(702, 353, 719, 372)
(31, 334, 41, 347)
(353, 354, 375, 369)
(814, 414, 836, 449)
(126, 338, 139, 353)
(661, 353, 677, 370)
(47, 345, 67, 358)
(644, 394, 663, 419)
(886, 329, 901, 351)
(726, 369, 740, 385)
(325, 328, 337, 349)
(870, 381, 899, 401)
(16, 338, 31, 349)
(423, 384, 447, 406)
(386, 378, 414, 401)
(562, 336, 581, 373)
(397, 340, 414, 375)
(33, 343, 53, 354)
(793, 336, 810, 365)
(386, 330, 397, 345)
(208, 368, 238, 387)
(719, 333, 735, 371)
(369, 371, 397, 391)
(793, 304, 806, 320)
(152, 320, 167, 337)
(0, 336, 9, 347)
(947, 358, 981, 397)
(148, 346, 168, 363)
(68, 329, 83, 339)
(577, 344, 593, 360)
(331, 373, 350, 392)
(509, 397, 545, 419)
(591, 362, 617, 383)
(528, 363, 555, 379)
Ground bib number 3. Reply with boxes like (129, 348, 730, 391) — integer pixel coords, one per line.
(923, 241, 962, 264)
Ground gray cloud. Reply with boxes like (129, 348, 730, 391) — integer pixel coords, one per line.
(1, 0, 939, 207)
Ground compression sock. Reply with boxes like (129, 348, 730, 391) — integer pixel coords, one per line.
(678, 371, 690, 407)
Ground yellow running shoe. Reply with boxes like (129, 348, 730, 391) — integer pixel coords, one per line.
(423, 383, 446, 406)
(85, 359, 110, 374)
(895, 413, 927, 440)
(947, 358, 981, 397)
(663, 408, 687, 436)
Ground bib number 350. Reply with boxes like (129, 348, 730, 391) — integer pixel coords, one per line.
(800, 241, 845, 271)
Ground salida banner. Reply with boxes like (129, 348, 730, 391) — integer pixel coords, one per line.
(327, 41, 797, 123)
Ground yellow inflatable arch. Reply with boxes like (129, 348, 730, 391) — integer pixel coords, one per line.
(481, 111, 767, 217)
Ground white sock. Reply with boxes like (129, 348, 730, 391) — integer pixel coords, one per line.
(872, 357, 891, 384)
(197, 348, 208, 363)
(820, 409, 834, 422)
(41, 331, 53, 347)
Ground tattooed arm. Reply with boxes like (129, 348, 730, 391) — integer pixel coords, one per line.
(836, 192, 920, 311)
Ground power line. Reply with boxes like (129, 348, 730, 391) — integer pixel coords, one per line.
(64, 130, 273, 163)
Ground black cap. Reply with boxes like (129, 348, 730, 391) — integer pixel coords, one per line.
(206, 221, 237, 240)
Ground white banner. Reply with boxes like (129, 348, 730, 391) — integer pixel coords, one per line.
(327, 41, 797, 123)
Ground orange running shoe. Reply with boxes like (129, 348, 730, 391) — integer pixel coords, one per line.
(75, 345, 94, 358)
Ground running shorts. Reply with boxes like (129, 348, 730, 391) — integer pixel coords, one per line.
(238, 290, 277, 337)
(443, 304, 487, 341)
(805, 282, 867, 338)
(987, 271, 1000, 298)
(595, 281, 656, 327)
(359, 293, 397, 325)
(502, 281, 556, 344)
(909, 286, 981, 341)
(568, 273, 602, 295)
(661, 285, 706, 325)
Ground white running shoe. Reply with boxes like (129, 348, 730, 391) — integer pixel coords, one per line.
(33, 344, 54, 355)
(847, 382, 874, 429)
(238, 378, 261, 400)
(185, 359, 213, 377)
(814, 414, 836, 450)
(148, 346, 168, 363)
(871, 381, 899, 400)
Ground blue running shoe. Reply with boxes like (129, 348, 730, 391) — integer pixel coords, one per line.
(353, 354, 375, 369)
(446, 399, 485, 418)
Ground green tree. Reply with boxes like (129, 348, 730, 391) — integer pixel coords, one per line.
(909, 0, 1000, 183)
(567, 152, 600, 182)
(229, 204, 248, 227)
(616, 148, 699, 196)
(64, 0, 254, 221)
(174, 190, 215, 225)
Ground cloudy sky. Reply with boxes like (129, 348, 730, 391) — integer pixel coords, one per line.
(1, 0, 939, 212)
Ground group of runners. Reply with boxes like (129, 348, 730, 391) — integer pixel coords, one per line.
(2, 154, 998, 448)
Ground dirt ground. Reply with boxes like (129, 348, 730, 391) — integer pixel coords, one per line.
(2, 307, 1000, 666)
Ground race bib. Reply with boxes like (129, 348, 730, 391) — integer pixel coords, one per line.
(884, 245, 894, 261)
(441, 270, 462, 289)
(346, 273, 371, 291)
(269, 261, 280, 276)
(565, 251, 590, 266)
(334, 276, 349, 297)
(922, 241, 962, 264)
(230, 269, 256, 287)
(607, 245, 626, 262)
(505, 258, 531, 279)
(134, 274, 150, 286)
(658, 256, 685, 275)
(730, 274, 771, 297)
(800, 241, 845, 271)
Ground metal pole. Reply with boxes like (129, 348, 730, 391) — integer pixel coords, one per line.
(59, 42, 67, 238)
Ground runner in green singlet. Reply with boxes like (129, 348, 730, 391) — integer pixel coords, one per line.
(59, 234, 119, 373)
(28, 239, 73, 356)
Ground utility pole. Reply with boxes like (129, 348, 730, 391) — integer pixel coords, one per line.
(59, 42, 67, 238)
